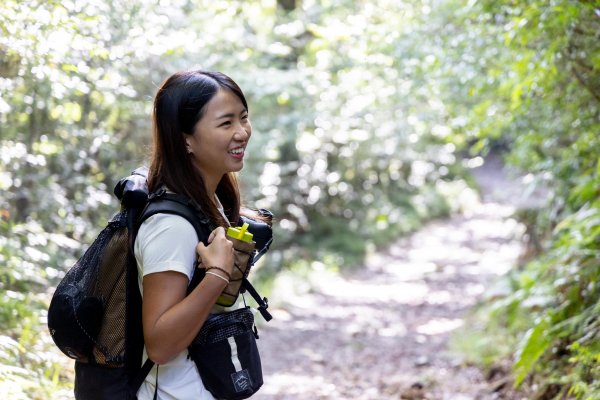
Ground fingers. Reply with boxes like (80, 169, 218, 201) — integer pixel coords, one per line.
(196, 227, 235, 276)
(207, 226, 227, 244)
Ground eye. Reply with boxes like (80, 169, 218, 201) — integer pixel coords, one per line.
(219, 121, 232, 127)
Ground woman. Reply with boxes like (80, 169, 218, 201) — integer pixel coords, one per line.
(134, 70, 252, 399)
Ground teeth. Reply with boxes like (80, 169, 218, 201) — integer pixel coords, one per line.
(230, 148, 243, 154)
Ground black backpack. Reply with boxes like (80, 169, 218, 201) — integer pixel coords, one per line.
(47, 168, 272, 399)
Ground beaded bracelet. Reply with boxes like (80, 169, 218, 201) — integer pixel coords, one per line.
(205, 271, 229, 285)
(206, 266, 232, 280)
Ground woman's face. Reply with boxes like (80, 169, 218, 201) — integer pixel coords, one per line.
(185, 88, 251, 191)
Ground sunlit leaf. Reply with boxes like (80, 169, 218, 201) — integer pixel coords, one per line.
(514, 317, 551, 386)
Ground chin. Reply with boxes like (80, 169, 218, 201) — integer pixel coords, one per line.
(231, 163, 244, 172)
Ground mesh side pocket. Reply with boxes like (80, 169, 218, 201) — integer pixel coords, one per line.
(48, 211, 130, 365)
(92, 226, 129, 366)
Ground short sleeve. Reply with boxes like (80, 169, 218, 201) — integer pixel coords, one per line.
(134, 213, 199, 296)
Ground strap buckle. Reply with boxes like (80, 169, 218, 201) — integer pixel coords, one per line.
(148, 188, 166, 200)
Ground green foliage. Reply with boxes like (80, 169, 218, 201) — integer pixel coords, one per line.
(1, 0, 473, 394)
(513, 317, 552, 386)
(6, 0, 597, 396)
(175, 0, 466, 269)
(442, 0, 600, 397)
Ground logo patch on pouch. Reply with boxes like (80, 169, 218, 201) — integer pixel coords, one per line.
(231, 369, 252, 392)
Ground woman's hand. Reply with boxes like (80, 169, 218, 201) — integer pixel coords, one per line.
(196, 226, 234, 276)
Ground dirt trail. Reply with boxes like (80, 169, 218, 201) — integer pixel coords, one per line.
(255, 156, 531, 400)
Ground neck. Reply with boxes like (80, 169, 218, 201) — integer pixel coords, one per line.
(203, 174, 223, 202)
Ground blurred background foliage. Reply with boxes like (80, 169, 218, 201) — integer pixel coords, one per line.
(0, 0, 598, 398)
(445, 1, 600, 398)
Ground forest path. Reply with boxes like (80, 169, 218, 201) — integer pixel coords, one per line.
(255, 155, 531, 400)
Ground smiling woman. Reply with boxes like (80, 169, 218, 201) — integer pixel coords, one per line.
(135, 70, 252, 399)
(68, 70, 259, 400)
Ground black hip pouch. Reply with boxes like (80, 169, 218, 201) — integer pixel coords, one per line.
(188, 307, 263, 400)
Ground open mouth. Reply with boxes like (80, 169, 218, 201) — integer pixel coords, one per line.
(229, 147, 245, 158)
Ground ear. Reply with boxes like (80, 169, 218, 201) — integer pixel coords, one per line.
(184, 137, 193, 154)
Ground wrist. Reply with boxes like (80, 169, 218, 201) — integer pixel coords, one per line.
(204, 270, 229, 287)
(205, 265, 232, 280)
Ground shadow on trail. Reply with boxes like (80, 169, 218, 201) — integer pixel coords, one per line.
(256, 157, 533, 400)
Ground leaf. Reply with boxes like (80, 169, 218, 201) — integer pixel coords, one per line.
(513, 317, 551, 386)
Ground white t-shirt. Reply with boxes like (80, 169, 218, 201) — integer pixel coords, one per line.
(134, 213, 215, 400)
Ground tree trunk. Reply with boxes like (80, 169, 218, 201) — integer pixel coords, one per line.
(277, 0, 296, 11)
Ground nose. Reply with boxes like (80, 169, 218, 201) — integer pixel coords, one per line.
(233, 122, 250, 141)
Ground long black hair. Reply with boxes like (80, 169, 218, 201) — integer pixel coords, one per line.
(148, 70, 248, 226)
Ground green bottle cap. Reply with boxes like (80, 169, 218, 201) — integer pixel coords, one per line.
(227, 222, 253, 243)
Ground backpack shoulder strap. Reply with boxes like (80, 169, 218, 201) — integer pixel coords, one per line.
(137, 190, 213, 242)
(138, 191, 215, 290)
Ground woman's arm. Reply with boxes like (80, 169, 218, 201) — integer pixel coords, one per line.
(142, 227, 234, 364)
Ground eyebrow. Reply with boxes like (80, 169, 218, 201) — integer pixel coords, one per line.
(215, 113, 235, 120)
(215, 109, 248, 120)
